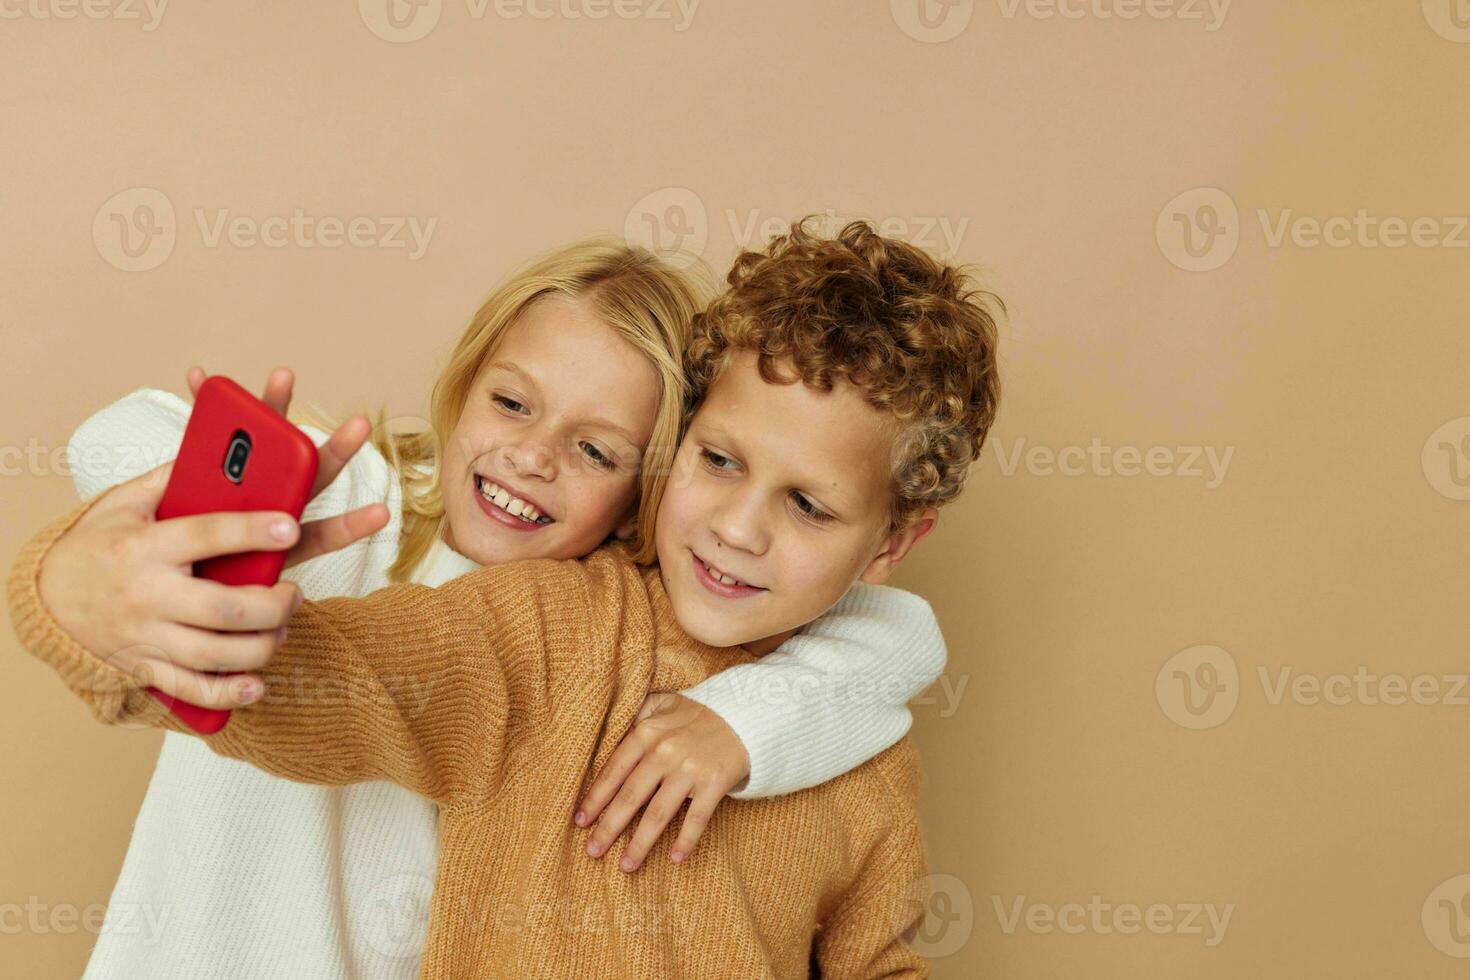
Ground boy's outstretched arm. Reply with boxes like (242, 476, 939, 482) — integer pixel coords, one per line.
(7, 482, 585, 808)
(574, 582, 946, 870)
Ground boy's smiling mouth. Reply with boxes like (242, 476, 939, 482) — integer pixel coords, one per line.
(474, 473, 555, 530)
(691, 551, 766, 598)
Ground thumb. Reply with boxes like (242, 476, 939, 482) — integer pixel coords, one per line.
(114, 459, 176, 513)
(634, 691, 677, 724)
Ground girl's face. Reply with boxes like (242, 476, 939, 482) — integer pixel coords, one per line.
(440, 294, 662, 566)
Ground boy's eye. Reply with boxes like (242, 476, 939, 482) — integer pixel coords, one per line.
(699, 448, 738, 471)
(791, 491, 833, 523)
(580, 441, 615, 471)
(492, 394, 528, 415)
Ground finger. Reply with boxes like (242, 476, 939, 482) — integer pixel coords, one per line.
(111, 460, 176, 513)
(151, 509, 299, 565)
(185, 366, 206, 401)
(575, 727, 656, 827)
(146, 621, 284, 674)
(284, 504, 390, 570)
(119, 650, 264, 710)
(260, 367, 294, 416)
(157, 580, 300, 633)
(585, 759, 665, 859)
(309, 416, 373, 499)
(668, 781, 722, 864)
(621, 776, 696, 873)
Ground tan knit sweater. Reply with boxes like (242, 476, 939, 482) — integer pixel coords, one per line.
(9, 500, 931, 979)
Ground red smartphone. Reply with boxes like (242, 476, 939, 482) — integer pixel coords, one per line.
(152, 375, 319, 734)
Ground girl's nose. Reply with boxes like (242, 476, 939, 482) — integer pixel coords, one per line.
(504, 439, 556, 480)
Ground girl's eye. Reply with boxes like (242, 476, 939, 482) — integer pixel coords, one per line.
(492, 394, 528, 415)
(791, 491, 833, 523)
(580, 441, 615, 471)
(700, 448, 738, 471)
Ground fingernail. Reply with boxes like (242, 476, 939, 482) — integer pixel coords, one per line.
(573, 810, 587, 827)
(619, 856, 637, 873)
(586, 841, 603, 857)
(239, 680, 262, 703)
(291, 590, 303, 613)
(671, 850, 686, 863)
(275, 626, 288, 644)
(270, 519, 294, 542)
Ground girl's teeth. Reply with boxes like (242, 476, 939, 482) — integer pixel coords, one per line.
(478, 478, 547, 525)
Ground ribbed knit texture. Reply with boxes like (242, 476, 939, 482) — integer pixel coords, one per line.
(37, 388, 945, 978)
(10, 503, 933, 978)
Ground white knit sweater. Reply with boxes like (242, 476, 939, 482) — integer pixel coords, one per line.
(69, 389, 948, 980)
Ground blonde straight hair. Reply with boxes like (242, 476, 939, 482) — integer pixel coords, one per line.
(359, 239, 706, 582)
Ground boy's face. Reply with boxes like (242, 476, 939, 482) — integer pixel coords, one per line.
(656, 351, 935, 654)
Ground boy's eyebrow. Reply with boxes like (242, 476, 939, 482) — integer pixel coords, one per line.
(486, 360, 640, 447)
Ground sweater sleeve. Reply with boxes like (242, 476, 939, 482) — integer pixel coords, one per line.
(813, 814, 931, 979)
(6, 500, 593, 809)
(682, 583, 947, 799)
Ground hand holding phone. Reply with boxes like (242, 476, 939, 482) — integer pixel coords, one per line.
(32, 369, 391, 733)
(149, 375, 322, 732)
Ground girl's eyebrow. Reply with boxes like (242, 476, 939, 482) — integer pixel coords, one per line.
(489, 360, 640, 447)
(485, 361, 540, 392)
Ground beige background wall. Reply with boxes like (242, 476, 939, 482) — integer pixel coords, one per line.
(3, 1, 1469, 976)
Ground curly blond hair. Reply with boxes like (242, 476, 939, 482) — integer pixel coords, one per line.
(686, 216, 1002, 528)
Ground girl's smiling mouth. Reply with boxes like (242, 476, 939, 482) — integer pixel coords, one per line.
(474, 473, 555, 531)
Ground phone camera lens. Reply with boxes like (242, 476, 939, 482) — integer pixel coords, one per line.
(223, 431, 252, 484)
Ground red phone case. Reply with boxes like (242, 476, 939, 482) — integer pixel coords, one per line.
(152, 375, 319, 734)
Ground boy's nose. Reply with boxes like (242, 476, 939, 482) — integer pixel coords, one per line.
(709, 492, 769, 556)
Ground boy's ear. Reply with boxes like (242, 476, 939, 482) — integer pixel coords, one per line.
(859, 508, 938, 585)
